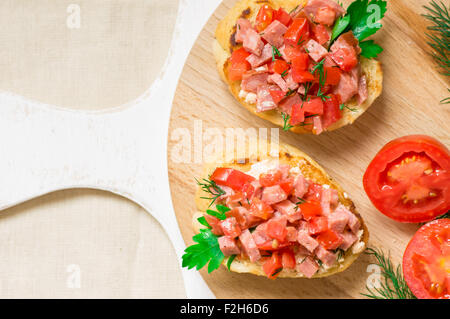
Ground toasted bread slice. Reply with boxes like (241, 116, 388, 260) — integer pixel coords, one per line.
(193, 141, 369, 278)
(213, 0, 383, 134)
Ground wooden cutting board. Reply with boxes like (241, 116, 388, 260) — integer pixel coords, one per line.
(168, 0, 449, 298)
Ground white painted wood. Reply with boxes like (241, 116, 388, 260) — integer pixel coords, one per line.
(0, 0, 222, 299)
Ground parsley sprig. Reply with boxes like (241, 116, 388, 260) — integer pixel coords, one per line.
(182, 228, 225, 273)
(331, 0, 387, 58)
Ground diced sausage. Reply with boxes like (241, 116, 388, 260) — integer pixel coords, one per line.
(261, 185, 288, 205)
(262, 20, 288, 47)
(241, 71, 269, 93)
(315, 245, 337, 266)
(305, 39, 328, 62)
(274, 200, 302, 223)
(243, 28, 264, 56)
(297, 230, 319, 253)
(235, 18, 253, 43)
(256, 85, 277, 112)
(220, 217, 242, 238)
(294, 175, 309, 198)
(246, 43, 273, 68)
(296, 256, 319, 278)
(239, 229, 261, 262)
(357, 75, 368, 105)
(218, 236, 241, 256)
(339, 231, 358, 251)
(268, 73, 289, 92)
(328, 209, 349, 233)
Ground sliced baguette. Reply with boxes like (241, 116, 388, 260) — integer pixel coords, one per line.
(193, 141, 369, 278)
(214, 0, 383, 134)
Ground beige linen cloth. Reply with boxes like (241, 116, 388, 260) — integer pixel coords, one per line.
(0, 0, 185, 298)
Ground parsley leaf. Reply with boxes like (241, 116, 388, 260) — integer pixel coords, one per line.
(227, 255, 237, 271)
(197, 216, 211, 228)
(360, 39, 384, 58)
(347, 0, 387, 41)
(331, 15, 351, 41)
(182, 228, 225, 273)
(206, 204, 230, 220)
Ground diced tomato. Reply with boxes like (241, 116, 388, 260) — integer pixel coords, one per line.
(321, 94, 342, 128)
(250, 197, 274, 220)
(290, 103, 305, 125)
(302, 97, 324, 115)
(230, 47, 251, 64)
(241, 182, 255, 199)
(263, 252, 283, 279)
(269, 59, 290, 74)
(220, 217, 242, 238)
(291, 53, 309, 71)
(298, 200, 322, 220)
(228, 63, 250, 82)
(266, 218, 288, 242)
(308, 216, 329, 235)
(306, 183, 323, 201)
(292, 70, 315, 83)
(281, 250, 296, 269)
(324, 67, 341, 85)
(227, 207, 248, 228)
(330, 46, 358, 72)
(259, 170, 282, 187)
(255, 4, 274, 32)
(284, 18, 310, 46)
(269, 90, 286, 104)
(312, 24, 331, 45)
(283, 45, 305, 63)
(279, 177, 294, 195)
(228, 48, 251, 82)
(257, 239, 291, 251)
(273, 8, 292, 26)
(211, 168, 255, 191)
(316, 229, 343, 250)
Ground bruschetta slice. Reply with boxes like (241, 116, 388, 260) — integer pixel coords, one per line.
(213, 0, 383, 134)
(183, 141, 369, 279)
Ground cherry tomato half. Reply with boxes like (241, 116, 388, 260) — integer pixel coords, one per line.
(363, 135, 450, 223)
(403, 219, 450, 299)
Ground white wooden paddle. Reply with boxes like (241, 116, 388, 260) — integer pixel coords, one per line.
(0, 0, 223, 299)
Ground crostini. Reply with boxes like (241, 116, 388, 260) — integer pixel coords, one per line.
(183, 142, 369, 279)
(214, 0, 384, 134)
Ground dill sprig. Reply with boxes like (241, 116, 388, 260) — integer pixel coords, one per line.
(195, 177, 225, 207)
(281, 112, 294, 131)
(423, 1, 450, 76)
(362, 248, 416, 299)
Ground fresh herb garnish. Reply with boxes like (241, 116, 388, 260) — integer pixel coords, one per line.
(340, 103, 358, 112)
(227, 255, 237, 271)
(331, 15, 351, 41)
(206, 204, 230, 220)
(362, 248, 416, 299)
(272, 45, 282, 61)
(182, 228, 225, 273)
(272, 267, 283, 277)
(423, 0, 450, 76)
(440, 89, 450, 104)
(281, 112, 294, 131)
(197, 216, 211, 228)
(331, 0, 387, 58)
(285, 88, 296, 97)
(435, 211, 450, 219)
(281, 69, 289, 78)
(297, 35, 305, 46)
(196, 177, 226, 207)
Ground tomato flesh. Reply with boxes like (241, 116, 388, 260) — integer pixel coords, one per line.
(255, 4, 274, 32)
(263, 252, 283, 279)
(363, 135, 450, 223)
(281, 250, 296, 269)
(321, 94, 342, 128)
(316, 229, 343, 250)
(273, 8, 292, 27)
(250, 197, 274, 220)
(298, 200, 322, 221)
(269, 90, 286, 104)
(303, 97, 324, 115)
(269, 59, 290, 75)
(403, 219, 450, 299)
(228, 48, 251, 82)
(211, 167, 255, 192)
(284, 18, 310, 46)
